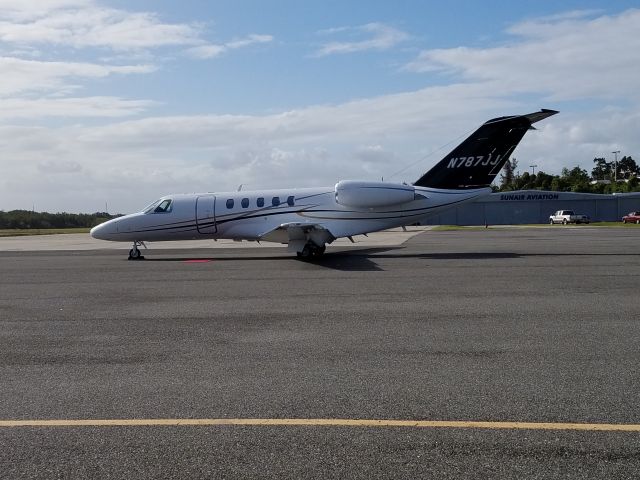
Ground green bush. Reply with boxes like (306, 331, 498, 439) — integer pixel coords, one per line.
(0, 210, 119, 229)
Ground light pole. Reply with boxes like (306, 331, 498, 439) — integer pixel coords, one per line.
(530, 164, 537, 175)
(612, 150, 620, 182)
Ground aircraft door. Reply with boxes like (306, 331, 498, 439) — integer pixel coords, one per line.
(196, 195, 217, 234)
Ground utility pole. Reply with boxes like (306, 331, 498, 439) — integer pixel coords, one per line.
(612, 150, 620, 182)
(530, 164, 537, 175)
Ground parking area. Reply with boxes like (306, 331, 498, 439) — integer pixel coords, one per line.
(1, 227, 640, 478)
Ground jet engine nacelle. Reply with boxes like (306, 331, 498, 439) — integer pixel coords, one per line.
(334, 180, 416, 208)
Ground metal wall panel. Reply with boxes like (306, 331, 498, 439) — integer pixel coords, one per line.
(423, 191, 640, 225)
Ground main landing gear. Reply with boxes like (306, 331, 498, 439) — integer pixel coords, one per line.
(296, 242, 326, 259)
(128, 241, 145, 260)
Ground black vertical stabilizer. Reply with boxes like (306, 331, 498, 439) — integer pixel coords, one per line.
(414, 109, 558, 189)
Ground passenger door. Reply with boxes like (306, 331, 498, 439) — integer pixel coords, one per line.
(196, 195, 217, 234)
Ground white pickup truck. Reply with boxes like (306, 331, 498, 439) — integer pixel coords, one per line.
(549, 210, 590, 225)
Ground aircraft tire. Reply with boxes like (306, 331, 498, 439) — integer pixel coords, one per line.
(297, 245, 312, 259)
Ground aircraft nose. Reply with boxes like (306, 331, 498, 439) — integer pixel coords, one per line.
(90, 219, 117, 240)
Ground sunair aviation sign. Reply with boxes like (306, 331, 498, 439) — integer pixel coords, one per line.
(500, 193, 560, 201)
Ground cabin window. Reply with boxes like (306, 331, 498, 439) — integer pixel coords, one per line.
(226, 199, 234, 209)
(272, 196, 280, 206)
(287, 195, 295, 206)
(153, 199, 172, 213)
(241, 198, 249, 208)
(257, 197, 264, 208)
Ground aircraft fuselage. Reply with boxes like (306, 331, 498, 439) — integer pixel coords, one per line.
(90, 185, 490, 243)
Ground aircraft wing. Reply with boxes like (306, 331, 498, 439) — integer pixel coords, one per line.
(259, 222, 335, 252)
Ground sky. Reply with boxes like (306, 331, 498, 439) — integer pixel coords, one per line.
(1, 0, 639, 213)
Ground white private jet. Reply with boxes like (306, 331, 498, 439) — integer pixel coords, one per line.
(90, 109, 557, 259)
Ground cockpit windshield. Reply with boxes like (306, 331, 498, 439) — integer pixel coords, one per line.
(142, 200, 160, 213)
(142, 198, 172, 214)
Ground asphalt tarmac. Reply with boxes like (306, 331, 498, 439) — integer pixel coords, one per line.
(1, 227, 640, 479)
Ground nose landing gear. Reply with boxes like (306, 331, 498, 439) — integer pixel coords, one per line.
(128, 241, 145, 260)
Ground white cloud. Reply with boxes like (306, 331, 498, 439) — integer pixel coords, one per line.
(75, 84, 509, 150)
(521, 9, 604, 23)
(0, 1, 91, 20)
(0, 1, 274, 56)
(186, 44, 226, 59)
(0, 56, 154, 96)
(354, 145, 394, 164)
(1, 9, 640, 213)
(226, 34, 273, 49)
(0, 2, 274, 122)
(405, 9, 640, 102)
(315, 22, 408, 56)
(187, 34, 273, 59)
(0, 96, 155, 119)
(0, 83, 520, 212)
(37, 159, 82, 173)
(0, 1, 201, 50)
(1, 85, 639, 213)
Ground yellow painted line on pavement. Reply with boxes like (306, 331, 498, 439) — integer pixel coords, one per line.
(1, 418, 640, 431)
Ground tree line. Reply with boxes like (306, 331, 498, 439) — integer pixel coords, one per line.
(498, 156, 640, 194)
(0, 210, 118, 229)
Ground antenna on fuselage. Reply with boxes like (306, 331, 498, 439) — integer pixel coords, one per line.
(237, 184, 243, 191)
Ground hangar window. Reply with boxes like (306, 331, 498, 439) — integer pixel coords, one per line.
(241, 198, 249, 208)
(272, 196, 280, 207)
(153, 199, 172, 213)
(257, 197, 265, 208)
(226, 199, 234, 209)
(287, 195, 295, 206)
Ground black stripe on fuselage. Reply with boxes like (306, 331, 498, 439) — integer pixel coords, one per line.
(125, 187, 476, 235)
(118, 196, 477, 237)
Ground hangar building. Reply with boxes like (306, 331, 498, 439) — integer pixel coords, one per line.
(426, 190, 640, 225)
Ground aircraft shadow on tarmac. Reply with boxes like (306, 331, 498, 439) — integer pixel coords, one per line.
(143, 247, 524, 272)
(143, 246, 398, 271)
(139, 248, 639, 271)
(313, 249, 523, 271)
